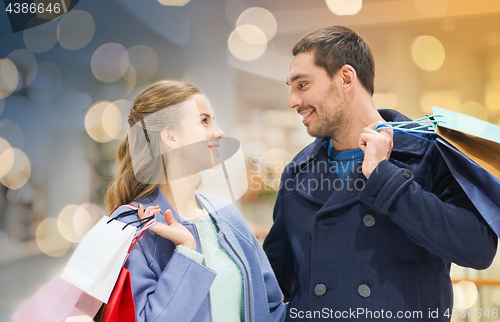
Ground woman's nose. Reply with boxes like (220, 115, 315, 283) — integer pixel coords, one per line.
(212, 125, 224, 139)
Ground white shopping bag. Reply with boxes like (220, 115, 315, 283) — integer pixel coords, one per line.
(60, 216, 136, 303)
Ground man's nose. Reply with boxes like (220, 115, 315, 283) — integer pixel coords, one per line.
(288, 91, 302, 110)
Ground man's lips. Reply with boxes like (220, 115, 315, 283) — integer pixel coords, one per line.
(300, 109, 315, 124)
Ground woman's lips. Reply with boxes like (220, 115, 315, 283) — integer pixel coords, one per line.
(208, 144, 220, 155)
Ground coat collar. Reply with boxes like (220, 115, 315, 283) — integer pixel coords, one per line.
(288, 109, 431, 208)
(289, 109, 430, 172)
(141, 187, 224, 228)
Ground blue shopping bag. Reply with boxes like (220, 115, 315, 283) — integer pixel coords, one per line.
(434, 137, 500, 236)
(376, 106, 500, 236)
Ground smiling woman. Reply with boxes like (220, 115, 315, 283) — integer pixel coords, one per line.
(104, 80, 287, 322)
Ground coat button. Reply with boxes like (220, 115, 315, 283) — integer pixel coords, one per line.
(363, 214, 375, 227)
(358, 284, 371, 298)
(402, 169, 412, 179)
(314, 284, 327, 296)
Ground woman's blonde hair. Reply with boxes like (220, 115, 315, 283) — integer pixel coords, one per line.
(105, 80, 201, 213)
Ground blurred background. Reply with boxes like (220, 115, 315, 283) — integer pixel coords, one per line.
(1, 0, 500, 321)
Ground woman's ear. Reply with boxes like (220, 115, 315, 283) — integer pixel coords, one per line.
(160, 130, 177, 149)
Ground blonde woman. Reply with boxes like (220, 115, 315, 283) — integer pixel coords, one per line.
(105, 81, 286, 322)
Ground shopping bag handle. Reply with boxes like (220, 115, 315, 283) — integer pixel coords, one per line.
(374, 114, 445, 143)
(107, 210, 155, 230)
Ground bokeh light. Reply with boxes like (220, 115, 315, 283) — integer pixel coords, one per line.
(7, 49, 37, 89)
(228, 25, 267, 61)
(236, 7, 277, 42)
(373, 92, 399, 109)
(111, 99, 132, 141)
(57, 204, 98, 243)
(414, 0, 448, 18)
(492, 59, 500, 89)
(0, 119, 25, 150)
(326, 0, 363, 16)
(102, 102, 122, 139)
(419, 90, 461, 114)
(453, 281, 478, 309)
(0, 58, 19, 99)
(158, 0, 190, 5)
(0, 148, 31, 190)
(23, 19, 58, 53)
(459, 101, 488, 121)
(0, 137, 14, 178)
(85, 101, 123, 143)
(411, 35, 446, 71)
(35, 218, 71, 257)
(91, 43, 129, 83)
(57, 204, 84, 243)
(74, 203, 105, 238)
(126, 45, 158, 83)
(122, 64, 137, 96)
(57, 10, 95, 50)
(27, 62, 62, 103)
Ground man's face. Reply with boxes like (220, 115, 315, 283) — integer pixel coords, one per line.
(286, 51, 347, 139)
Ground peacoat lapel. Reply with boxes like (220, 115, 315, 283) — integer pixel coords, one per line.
(291, 109, 431, 216)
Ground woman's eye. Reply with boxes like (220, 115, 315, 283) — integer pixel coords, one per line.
(202, 117, 208, 124)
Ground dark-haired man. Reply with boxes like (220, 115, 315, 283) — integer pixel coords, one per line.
(263, 25, 497, 321)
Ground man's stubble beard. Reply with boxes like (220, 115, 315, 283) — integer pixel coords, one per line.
(307, 85, 350, 140)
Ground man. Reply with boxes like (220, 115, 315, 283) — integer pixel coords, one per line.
(263, 25, 497, 321)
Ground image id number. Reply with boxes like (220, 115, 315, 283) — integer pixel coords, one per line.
(444, 308, 498, 319)
(6, 2, 61, 14)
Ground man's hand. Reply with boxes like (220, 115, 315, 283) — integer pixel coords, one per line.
(358, 121, 394, 179)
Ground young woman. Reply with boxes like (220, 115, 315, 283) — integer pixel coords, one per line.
(105, 80, 286, 322)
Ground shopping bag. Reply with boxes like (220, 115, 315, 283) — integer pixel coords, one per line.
(435, 137, 500, 235)
(60, 216, 137, 303)
(100, 267, 136, 322)
(432, 106, 500, 181)
(376, 107, 500, 237)
(10, 276, 102, 322)
(94, 205, 151, 322)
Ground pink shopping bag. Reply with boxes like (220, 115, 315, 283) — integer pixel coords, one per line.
(10, 276, 102, 322)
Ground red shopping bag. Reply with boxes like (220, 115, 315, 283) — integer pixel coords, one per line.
(101, 266, 136, 322)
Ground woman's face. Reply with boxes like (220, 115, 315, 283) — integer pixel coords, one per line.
(166, 94, 225, 173)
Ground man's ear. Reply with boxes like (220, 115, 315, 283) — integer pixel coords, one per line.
(340, 64, 356, 89)
(160, 130, 177, 149)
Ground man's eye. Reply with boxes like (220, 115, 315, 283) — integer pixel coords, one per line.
(298, 83, 307, 89)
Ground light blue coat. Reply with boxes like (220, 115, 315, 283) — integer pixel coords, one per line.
(111, 187, 286, 322)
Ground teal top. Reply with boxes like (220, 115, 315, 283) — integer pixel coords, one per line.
(177, 206, 245, 322)
(327, 139, 365, 180)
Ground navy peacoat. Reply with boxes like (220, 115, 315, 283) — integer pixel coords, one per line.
(263, 109, 498, 321)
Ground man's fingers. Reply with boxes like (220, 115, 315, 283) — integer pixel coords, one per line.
(358, 132, 370, 147)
